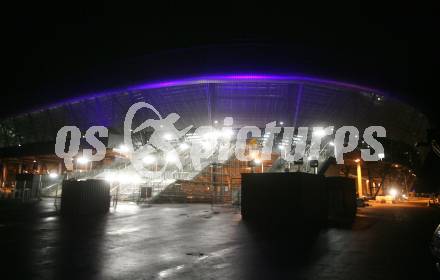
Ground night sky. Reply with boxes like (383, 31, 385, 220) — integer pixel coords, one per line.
(3, 4, 439, 190)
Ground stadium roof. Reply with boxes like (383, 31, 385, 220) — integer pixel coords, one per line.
(0, 74, 428, 150)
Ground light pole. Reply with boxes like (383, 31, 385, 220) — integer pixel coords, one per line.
(355, 158, 363, 197)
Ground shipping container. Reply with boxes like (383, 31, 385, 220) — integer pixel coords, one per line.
(61, 179, 110, 216)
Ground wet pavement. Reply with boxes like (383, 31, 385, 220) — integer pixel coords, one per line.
(0, 200, 439, 279)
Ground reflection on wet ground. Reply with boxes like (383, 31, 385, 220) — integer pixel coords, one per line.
(0, 200, 439, 279)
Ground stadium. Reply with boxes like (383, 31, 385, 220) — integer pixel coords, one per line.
(0, 74, 430, 203)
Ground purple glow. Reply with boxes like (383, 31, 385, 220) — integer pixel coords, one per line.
(34, 73, 390, 113)
(129, 74, 387, 94)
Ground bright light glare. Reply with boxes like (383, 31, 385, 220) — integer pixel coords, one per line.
(105, 172, 142, 185)
(329, 141, 335, 146)
(119, 173, 142, 184)
(118, 144, 129, 152)
(165, 152, 179, 163)
(222, 129, 234, 138)
(378, 153, 385, 159)
(179, 142, 190, 150)
(389, 188, 398, 198)
(142, 155, 156, 164)
(313, 128, 326, 137)
(104, 172, 116, 183)
(203, 131, 220, 140)
(114, 144, 130, 154)
(77, 156, 89, 164)
(254, 159, 262, 164)
(118, 173, 131, 184)
(163, 133, 173, 141)
(202, 141, 213, 150)
(250, 150, 259, 159)
(49, 172, 58, 179)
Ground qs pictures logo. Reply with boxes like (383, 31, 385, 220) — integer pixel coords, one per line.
(55, 102, 386, 177)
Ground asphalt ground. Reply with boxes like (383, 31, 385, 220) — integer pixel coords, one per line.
(0, 199, 439, 279)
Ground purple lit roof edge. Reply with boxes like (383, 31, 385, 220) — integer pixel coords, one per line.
(30, 73, 391, 114)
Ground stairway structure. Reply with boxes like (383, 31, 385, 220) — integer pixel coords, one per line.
(153, 152, 279, 203)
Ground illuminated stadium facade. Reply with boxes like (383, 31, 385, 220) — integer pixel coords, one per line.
(0, 74, 430, 202)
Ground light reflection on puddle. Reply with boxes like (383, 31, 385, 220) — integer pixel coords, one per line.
(106, 227, 140, 235)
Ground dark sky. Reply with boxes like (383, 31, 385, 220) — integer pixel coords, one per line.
(4, 4, 437, 121)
